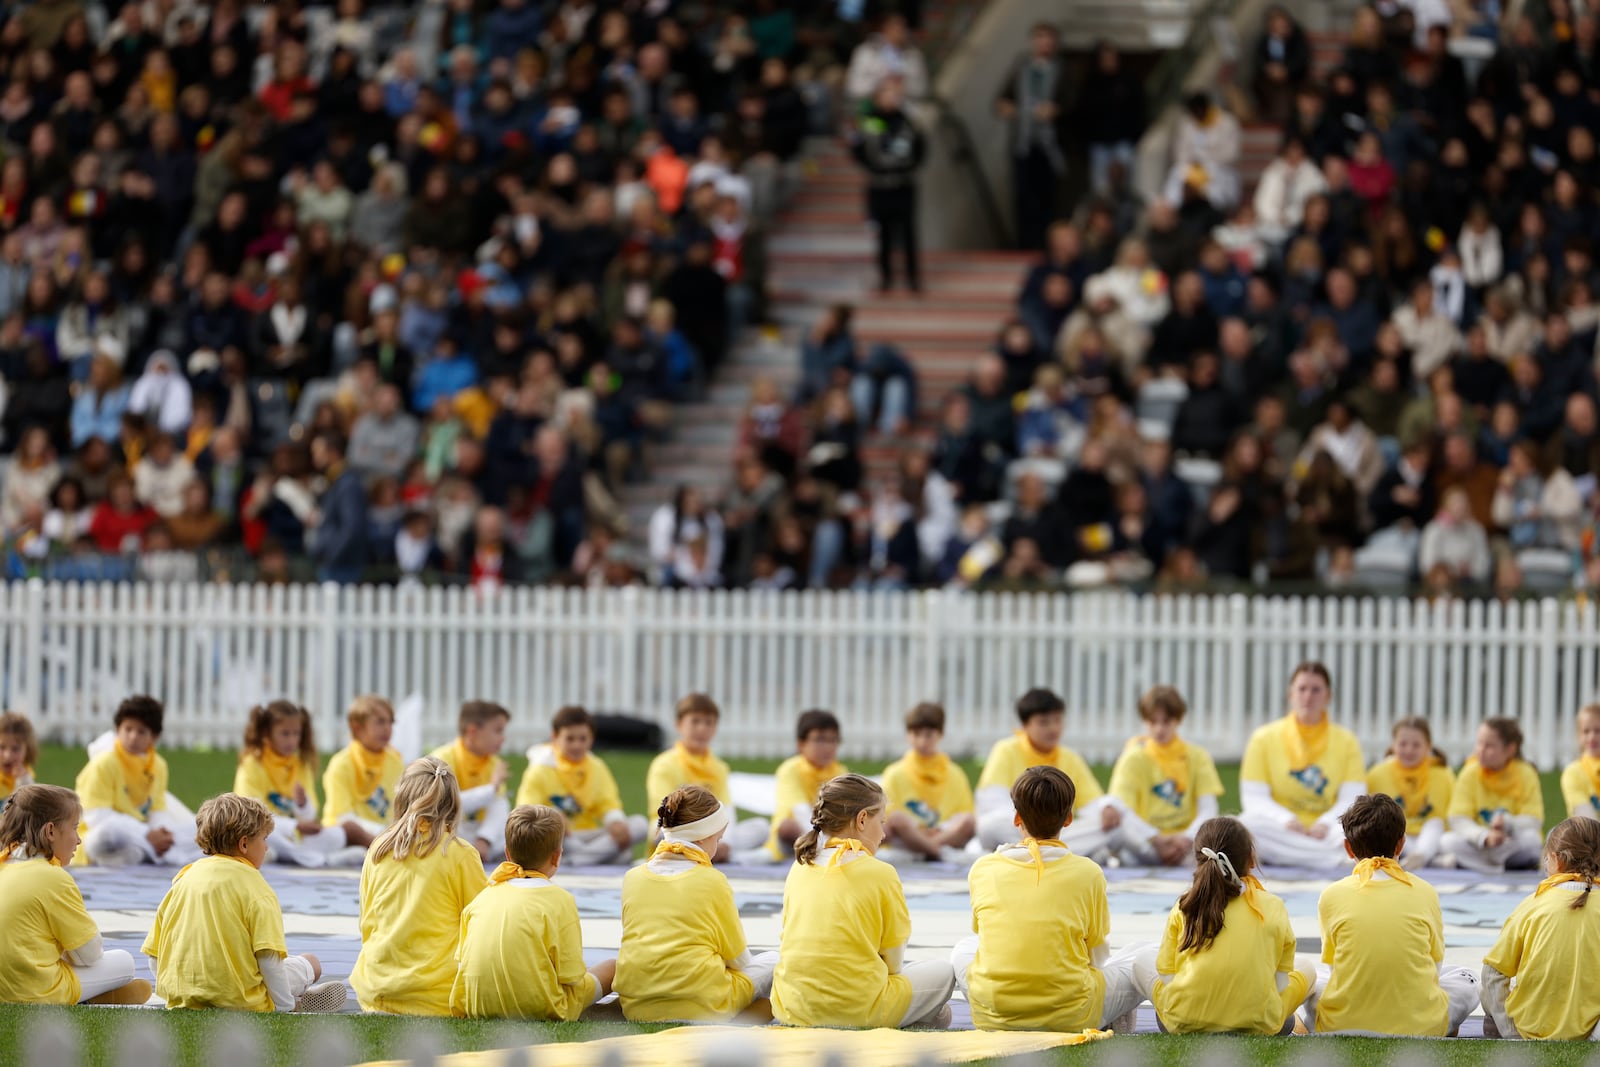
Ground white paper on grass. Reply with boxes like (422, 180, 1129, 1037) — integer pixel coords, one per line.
(391, 692, 425, 763)
(726, 772, 882, 817)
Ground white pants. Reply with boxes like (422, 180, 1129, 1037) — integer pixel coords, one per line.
(896, 959, 956, 1027)
(461, 795, 511, 854)
(952, 936, 1152, 1029)
(268, 817, 349, 866)
(83, 810, 203, 868)
(1403, 820, 1446, 868)
(565, 817, 650, 865)
(1237, 810, 1351, 869)
(73, 949, 138, 1002)
(741, 950, 781, 1000)
(727, 818, 770, 853)
(1438, 827, 1544, 873)
(1303, 963, 1477, 1035)
(977, 796, 1154, 857)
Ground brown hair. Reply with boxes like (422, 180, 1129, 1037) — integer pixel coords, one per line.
(1290, 660, 1332, 691)
(0, 711, 39, 768)
(675, 693, 720, 722)
(458, 700, 510, 733)
(370, 756, 461, 863)
(657, 784, 721, 830)
(1138, 686, 1187, 724)
(1482, 717, 1524, 761)
(242, 701, 318, 772)
(905, 702, 945, 732)
(552, 705, 594, 735)
(1384, 715, 1449, 766)
(1579, 703, 1600, 728)
(1178, 817, 1256, 953)
(795, 773, 883, 865)
(1340, 793, 1408, 859)
(0, 784, 79, 859)
(1546, 817, 1600, 909)
(346, 694, 394, 733)
(505, 804, 566, 869)
(114, 695, 164, 737)
(194, 793, 274, 856)
(1011, 766, 1076, 839)
(1016, 688, 1065, 723)
(796, 708, 840, 742)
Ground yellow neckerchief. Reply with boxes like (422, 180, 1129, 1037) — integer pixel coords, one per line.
(257, 746, 301, 798)
(114, 739, 157, 812)
(172, 853, 252, 882)
(1283, 713, 1330, 770)
(1020, 836, 1068, 884)
(551, 749, 590, 793)
(0, 765, 30, 796)
(0, 843, 61, 866)
(903, 750, 949, 791)
(490, 861, 549, 885)
(1468, 758, 1530, 810)
(651, 840, 712, 866)
(1014, 731, 1058, 769)
(675, 742, 721, 786)
(1140, 736, 1189, 795)
(823, 835, 870, 873)
(451, 739, 495, 791)
(800, 758, 842, 796)
(1535, 872, 1588, 895)
(1353, 856, 1413, 888)
(1581, 754, 1600, 801)
(347, 742, 390, 797)
(1387, 755, 1436, 817)
(1237, 874, 1267, 923)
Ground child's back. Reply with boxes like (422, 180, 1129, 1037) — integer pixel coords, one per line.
(0, 855, 101, 1004)
(141, 854, 286, 1011)
(1155, 890, 1301, 1034)
(450, 870, 594, 1020)
(617, 858, 751, 1021)
(1315, 867, 1450, 1034)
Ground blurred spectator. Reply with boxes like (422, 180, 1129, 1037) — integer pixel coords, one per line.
(851, 78, 925, 293)
(1253, 6, 1311, 124)
(996, 23, 1071, 249)
(1418, 486, 1492, 584)
(1164, 92, 1241, 211)
(845, 14, 929, 105)
(1077, 43, 1145, 197)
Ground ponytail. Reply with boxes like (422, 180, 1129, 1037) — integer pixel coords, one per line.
(1547, 817, 1600, 911)
(370, 756, 460, 863)
(794, 773, 882, 866)
(1177, 817, 1255, 953)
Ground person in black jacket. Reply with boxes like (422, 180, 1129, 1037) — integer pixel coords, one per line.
(1253, 6, 1311, 124)
(850, 77, 926, 292)
(1078, 42, 1145, 197)
(309, 431, 369, 584)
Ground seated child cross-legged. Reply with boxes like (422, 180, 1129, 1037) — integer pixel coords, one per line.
(1560, 703, 1600, 820)
(644, 693, 768, 860)
(0, 710, 38, 806)
(1107, 687, 1224, 866)
(1439, 718, 1545, 873)
(1365, 717, 1455, 869)
(74, 695, 201, 867)
(880, 703, 977, 865)
(764, 709, 848, 861)
(234, 700, 349, 868)
(322, 694, 405, 851)
(142, 794, 348, 1013)
(771, 774, 956, 1030)
(431, 700, 513, 861)
(450, 804, 616, 1019)
(0, 784, 150, 1005)
(1305, 794, 1478, 1035)
(1481, 817, 1600, 1040)
(516, 706, 648, 865)
(616, 785, 780, 1022)
(952, 766, 1148, 1033)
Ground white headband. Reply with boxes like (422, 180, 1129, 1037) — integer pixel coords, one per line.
(662, 803, 732, 844)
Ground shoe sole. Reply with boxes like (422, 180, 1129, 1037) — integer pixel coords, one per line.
(294, 983, 349, 1013)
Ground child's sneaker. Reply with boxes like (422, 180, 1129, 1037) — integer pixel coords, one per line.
(910, 1004, 953, 1030)
(937, 845, 977, 866)
(84, 979, 152, 1006)
(294, 982, 349, 1013)
(1110, 1008, 1139, 1034)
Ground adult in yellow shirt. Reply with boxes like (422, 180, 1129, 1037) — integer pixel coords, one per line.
(1560, 703, 1600, 820)
(322, 694, 406, 848)
(1306, 795, 1478, 1035)
(1364, 716, 1455, 868)
(430, 700, 512, 861)
(642, 694, 768, 859)
(451, 805, 616, 1019)
(74, 696, 201, 867)
(1481, 817, 1600, 1040)
(616, 786, 778, 1021)
(516, 706, 649, 865)
(1107, 687, 1224, 866)
(771, 774, 954, 1029)
(234, 700, 350, 868)
(880, 703, 976, 863)
(353, 757, 490, 1015)
(1439, 718, 1545, 873)
(1238, 662, 1366, 868)
(763, 709, 847, 861)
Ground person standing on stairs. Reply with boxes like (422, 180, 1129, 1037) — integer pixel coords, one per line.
(850, 76, 925, 294)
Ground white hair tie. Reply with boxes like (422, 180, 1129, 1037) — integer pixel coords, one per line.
(661, 803, 732, 844)
(1200, 846, 1243, 888)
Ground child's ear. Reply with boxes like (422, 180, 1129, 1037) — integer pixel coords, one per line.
(1344, 840, 1356, 860)
(1391, 837, 1406, 860)
(1062, 811, 1074, 829)
(1012, 812, 1024, 829)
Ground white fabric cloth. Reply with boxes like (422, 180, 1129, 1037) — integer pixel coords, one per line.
(896, 959, 956, 1027)
(259, 951, 318, 1011)
(1438, 814, 1544, 873)
(81, 808, 201, 867)
(564, 818, 650, 865)
(72, 949, 138, 1002)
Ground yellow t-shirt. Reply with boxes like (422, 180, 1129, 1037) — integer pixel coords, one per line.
(1484, 883, 1600, 1040)
(771, 851, 913, 1028)
(1239, 716, 1365, 826)
(321, 743, 405, 828)
(1108, 738, 1223, 833)
(1448, 759, 1544, 827)
(75, 746, 169, 821)
(645, 743, 733, 806)
(515, 747, 624, 831)
(140, 855, 287, 1012)
(450, 876, 596, 1020)
(430, 740, 506, 835)
(767, 754, 848, 846)
(234, 752, 319, 820)
(616, 862, 754, 1021)
(964, 849, 1108, 1031)
(353, 838, 489, 1015)
(975, 734, 1104, 808)
(1153, 891, 1305, 1034)
(881, 751, 975, 830)
(0, 858, 101, 1004)
(0, 766, 34, 805)
(1560, 758, 1600, 818)
(1315, 871, 1449, 1035)
(1365, 757, 1455, 836)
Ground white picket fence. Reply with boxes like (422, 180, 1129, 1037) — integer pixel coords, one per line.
(2, 580, 1598, 767)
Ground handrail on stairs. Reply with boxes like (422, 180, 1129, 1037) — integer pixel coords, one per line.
(924, 93, 1014, 248)
(1144, 0, 1244, 118)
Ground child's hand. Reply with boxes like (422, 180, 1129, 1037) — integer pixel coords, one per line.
(491, 760, 509, 789)
(1286, 819, 1308, 834)
(1307, 823, 1330, 840)
(1153, 834, 1190, 865)
(607, 821, 632, 848)
(293, 784, 308, 807)
(1486, 827, 1507, 848)
(1100, 805, 1122, 832)
(297, 819, 322, 836)
(147, 827, 174, 855)
(473, 837, 492, 862)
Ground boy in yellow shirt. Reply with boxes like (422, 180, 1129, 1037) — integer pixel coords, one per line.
(142, 793, 347, 1013)
(643, 693, 768, 860)
(764, 709, 847, 861)
(516, 706, 648, 865)
(880, 703, 976, 864)
(1560, 703, 1600, 820)
(322, 694, 406, 848)
(430, 701, 512, 861)
(1108, 687, 1224, 866)
(0, 710, 37, 807)
(1305, 794, 1478, 1035)
(74, 696, 200, 867)
(451, 804, 616, 1019)
(1439, 718, 1545, 873)
(952, 766, 1147, 1032)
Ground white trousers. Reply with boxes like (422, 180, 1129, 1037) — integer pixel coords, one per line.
(83, 810, 203, 867)
(977, 796, 1155, 857)
(741, 950, 780, 1000)
(565, 817, 651, 865)
(1237, 810, 1351, 869)
(1437, 827, 1544, 873)
(461, 795, 511, 854)
(268, 817, 349, 866)
(727, 817, 771, 852)
(897, 959, 956, 1027)
(1303, 963, 1478, 1035)
(951, 936, 1151, 1029)
(1403, 820, 1446, 868)
(73, 949, 138, 1002)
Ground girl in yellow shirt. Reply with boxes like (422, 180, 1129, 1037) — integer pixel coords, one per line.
(1439, 718, 1545, 874)
(1559, 703, 1600, 820)
(1364, 716, 1455, 869)
(234, 701, 351, 868)
(616, 785, 778, 1021)
(0, 711, 37, 807)
(352, 756, 490, 1015)
(771, 774, 955, 1029)
(1482, 817, 1600, 1040)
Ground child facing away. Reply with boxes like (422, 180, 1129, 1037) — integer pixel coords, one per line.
(0, 711, 37, 806)
(234, 701, 352, 868)
(1365, 716, 1455, 869)
(1107, 687, 1224, 866)
(764, 709, 848, 861)
(0, 784, 151, 1005)
(142, 794, 348, 1013)
(952, 766, 1148, 1033)
(352, 757, 490, 1015)
(322, 694, 405, 849)
(1481, 816, 1600, 1040)
(516, 706, 649, 865)
(880, 703, 977, 864)
(1305, 794, 1479, 1035)
(430, 700, 512, 861)
(1439, 717, 1545, 873)
(616, 785, 780, 1022)
(451, 804, 616, 1019)
(975, 688, 1154, 859)
(770, 774, 956, 1030)
(73, 695, 201, 867)
(643, 693, 768, 860)
(1561, 703, 1600, 820)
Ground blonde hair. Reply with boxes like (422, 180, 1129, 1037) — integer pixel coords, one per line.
(370, 756, 460, 863)
(194, 793, 274, 856)
(346, 693, 395, 734)
(1579, 703, 1600, 728)
(505, 804, 565, 868)
(1546, 817, 1600, 910)
(0, 784, 79, 859)
(0, 711, 38, 768)
(794, 773, 883, 865)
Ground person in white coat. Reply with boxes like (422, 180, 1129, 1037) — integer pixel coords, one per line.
(1253, 136, 1328, 246)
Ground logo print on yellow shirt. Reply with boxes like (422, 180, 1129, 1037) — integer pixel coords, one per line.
(128, 787, 153, 819)
(906, 799, 938, 827)
(367, 787, 391, 820)
(267, 791, 295, 817)
(1152, 779, 1184, 808)
(1289, 765, 1328, 796)
(1478, 805, 1509, 825)
(1393, 793, 1432, 818)
(551, 794, 581, 817)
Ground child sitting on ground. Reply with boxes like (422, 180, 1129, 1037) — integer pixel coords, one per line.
(764, 709, 848, 861)
(1306, 794, 1478, 1035)
(1560, 703, 1600, 820)
(1108, 687, 1224, 866)
(0, 784, 150, 1005)
(1439, 717, 1545, 873)
(0, 711, 37, 807)
(430, 700, 512, 861)
(644, 693, 768, 860)
(880, 703, 977, 864)
(516, 706, 649, 865)
(234, 701, 350, 868)
(74, 695, 201, 867)
(953, 766, 1147, 1033)
(142, 793, 347, 1012)
(322, 694, 405, 849)
(451, 804, 616, 1019)
(1365, 716, 1455, 869)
